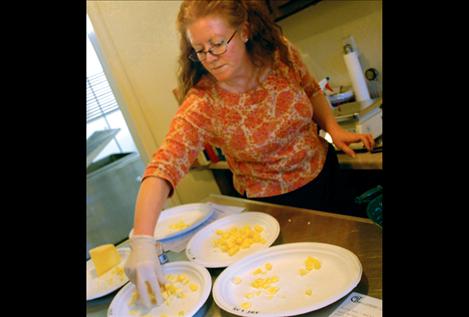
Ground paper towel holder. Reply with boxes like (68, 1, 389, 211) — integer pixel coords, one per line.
(342, 35, 358, 54)
(344, 44, 354, 54)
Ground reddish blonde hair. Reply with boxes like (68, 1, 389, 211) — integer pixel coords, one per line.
(175, 0, 293, 102)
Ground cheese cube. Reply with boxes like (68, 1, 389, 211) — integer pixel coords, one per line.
(128, 291, 139, 306)
(166, 274, 176, 282)
(169, 220, 189, 231)
(89, 244, 121, 277)
(232, 276, 242, 285)
(252, 268, 263, 275)
(267, 286, 279, 294)
(176, 291, 186, 298)
(299, 268, 308, 276)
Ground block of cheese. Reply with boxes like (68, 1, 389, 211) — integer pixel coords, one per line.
(89, 244, 121, 277)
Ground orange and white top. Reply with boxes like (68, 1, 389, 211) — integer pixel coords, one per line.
(144, 42, 329, 198)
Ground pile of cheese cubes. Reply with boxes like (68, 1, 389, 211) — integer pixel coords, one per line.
(169, 220, 189, 232)
(231, 256, 322, 310)
(231, 262, 280, 309)
(127, 273, 199, 316)
(299, 256, 321, 276)
(212, 224, 266, 256)
(161, 273, 199, 304)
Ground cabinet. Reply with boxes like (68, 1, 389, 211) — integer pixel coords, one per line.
(265, 0, 322, 22)
(86, 152, 145, 259)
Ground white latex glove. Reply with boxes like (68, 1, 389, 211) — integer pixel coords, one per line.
(124, 235, 166, 308)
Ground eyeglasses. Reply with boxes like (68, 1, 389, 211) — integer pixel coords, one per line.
(189, 30, 237, 62)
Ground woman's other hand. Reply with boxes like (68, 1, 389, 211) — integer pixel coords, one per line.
(329, 127, 375, 158)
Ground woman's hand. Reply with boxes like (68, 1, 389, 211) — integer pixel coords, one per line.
(124, 235, 166, 308)
(329, 126, 375, 158)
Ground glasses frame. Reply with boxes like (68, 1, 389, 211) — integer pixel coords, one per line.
(189, 30, 238, 62)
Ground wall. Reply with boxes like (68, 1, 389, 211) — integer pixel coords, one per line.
(87, 1, 221, 206)
(278, 0, 382, 97)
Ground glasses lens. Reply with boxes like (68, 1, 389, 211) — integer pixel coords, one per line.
(211, 44, 226, 56)
(188, 43, 228, 62)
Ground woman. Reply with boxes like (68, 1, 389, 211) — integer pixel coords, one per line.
(125, 0, 374, 308)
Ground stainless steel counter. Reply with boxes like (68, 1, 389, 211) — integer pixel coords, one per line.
(87, 194, 382, 316)
(337, 152, 382, 170)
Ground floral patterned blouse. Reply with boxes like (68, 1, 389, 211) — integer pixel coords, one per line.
(143, 41, 329, 198)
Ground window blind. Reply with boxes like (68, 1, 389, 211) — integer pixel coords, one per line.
(87, 72, 120, 123)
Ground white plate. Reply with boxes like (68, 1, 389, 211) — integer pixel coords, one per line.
(185, 212, 280, 268)
(129, 203, 215, 242)
(212, 242, 362, 317)
(108, 261, 212, 317)
(87, 247, 131, 301)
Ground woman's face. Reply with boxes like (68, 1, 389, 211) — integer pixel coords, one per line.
(186, 15, 248, 82)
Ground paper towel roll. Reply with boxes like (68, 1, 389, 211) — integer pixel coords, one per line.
(343, 51, 370, 102)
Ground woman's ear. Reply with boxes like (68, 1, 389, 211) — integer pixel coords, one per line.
(241, 21, 250, 43)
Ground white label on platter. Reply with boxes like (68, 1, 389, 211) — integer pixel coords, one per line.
(328, 292, 382, 317)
